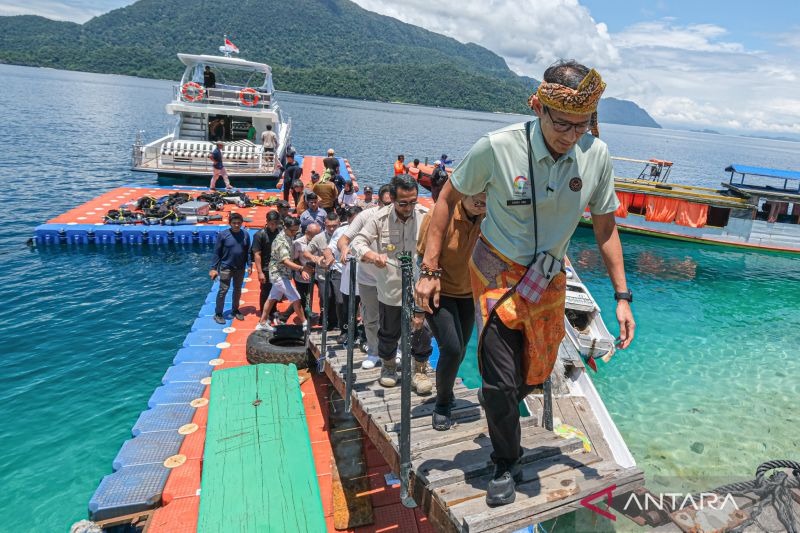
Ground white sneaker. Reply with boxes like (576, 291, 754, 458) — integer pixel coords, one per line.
(396, 348, 402, 366)
(361, 355, 380, 369)
(256, 322, 275, 332)
(301, 320, 308, 332)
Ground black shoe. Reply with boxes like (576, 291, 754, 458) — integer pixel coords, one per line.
(213, 314, 226, 325)
(334, 333, 348, 345)
(432, 409, 452, 431)
(485, 460, 522, 507)
(232, 311, 245, 321)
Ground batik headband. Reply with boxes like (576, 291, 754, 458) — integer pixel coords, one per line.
(529, 68, 606, 137)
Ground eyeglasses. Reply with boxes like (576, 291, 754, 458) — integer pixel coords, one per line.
(396, 200, 418, 208)
(546, 109, 591, 134)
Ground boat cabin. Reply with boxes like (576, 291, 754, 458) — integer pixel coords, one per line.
(723, 164, 800, 224)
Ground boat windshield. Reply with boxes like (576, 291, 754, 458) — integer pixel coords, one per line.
(188, 64, 271, 91)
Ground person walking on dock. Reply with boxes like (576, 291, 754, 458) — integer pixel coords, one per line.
(256, 216, 309, 331)
(210, 212, 251, 324)
(304, 212, 342, 331)
(252, 210, 282, 317)
(416, 61, 635, 506)
(209, 141, 232, 190)
(300, 193, 327, 234)
(416, 192, 486, 430)
(279, 152, 302, 202)
(351, 174, 433, 394)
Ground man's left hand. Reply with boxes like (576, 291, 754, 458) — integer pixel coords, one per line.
(615, 301, 635, 349)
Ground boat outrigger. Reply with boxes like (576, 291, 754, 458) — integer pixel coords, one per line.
(132, 43, 291, 187)
(581, 158, 800, 254)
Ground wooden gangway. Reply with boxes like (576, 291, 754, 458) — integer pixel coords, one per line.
(311, 332, 644, 532)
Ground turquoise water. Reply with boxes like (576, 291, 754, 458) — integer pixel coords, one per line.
(2, 64, 799, 532)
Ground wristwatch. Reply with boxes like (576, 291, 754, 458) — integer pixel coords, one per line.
(614, 289, 633, 303)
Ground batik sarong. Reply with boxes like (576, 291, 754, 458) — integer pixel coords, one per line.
(468, 236, 566, 386)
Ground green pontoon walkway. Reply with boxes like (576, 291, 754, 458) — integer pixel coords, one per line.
(197, 364, 326, 532)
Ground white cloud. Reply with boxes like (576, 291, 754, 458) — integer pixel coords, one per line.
(353, 0, 620, 75)
(352, 0, 800, 135)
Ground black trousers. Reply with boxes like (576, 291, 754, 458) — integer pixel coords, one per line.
(296, 280, 311, 313)
(378, 302, 433, 363)
(317, 274, 340, 330)
(215, 268, 245, 316)
(426, 295, 475, 411)
(480, 315, 537, 463)
(341, 292, 362, 336)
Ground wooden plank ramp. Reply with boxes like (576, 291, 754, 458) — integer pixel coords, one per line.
(312, 334, 644, 532)
(197, 363, 327, 532)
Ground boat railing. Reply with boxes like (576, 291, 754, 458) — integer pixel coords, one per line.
(172, 84, 272, 110)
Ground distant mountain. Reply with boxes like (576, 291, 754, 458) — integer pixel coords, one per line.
(0, 0, 660, 127)
(598, 97, 661, 129)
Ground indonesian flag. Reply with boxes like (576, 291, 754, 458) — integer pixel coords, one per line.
(220, 38, 239, 54)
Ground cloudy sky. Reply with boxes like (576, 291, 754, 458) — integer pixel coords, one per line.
(3, 0, 799, 135)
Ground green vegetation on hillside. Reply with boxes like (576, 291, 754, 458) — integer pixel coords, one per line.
(0, 0, 660, 126)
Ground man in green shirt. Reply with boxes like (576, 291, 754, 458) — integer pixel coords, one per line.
(416, 60, 635, 506)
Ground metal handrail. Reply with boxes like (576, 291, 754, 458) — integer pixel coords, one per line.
(344, 257, 357, 413)
(399, 253, 417, 508)
(172, 84, 273, 110)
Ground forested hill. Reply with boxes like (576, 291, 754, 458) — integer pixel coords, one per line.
(0, 0, 660, 127)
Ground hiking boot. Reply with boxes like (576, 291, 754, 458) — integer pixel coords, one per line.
(232, 311, 245, 321)
(485, 460, 523, 507)
(379, 358, 398, 387)
(213, 314, 226, 325)
(411, 360, 432, 395)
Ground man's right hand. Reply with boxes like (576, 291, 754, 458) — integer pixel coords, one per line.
(364, 251, 388, 268)
(257, 271, 266, 284)
(209, 269, 218, 280)
(415, 276, 440, 313)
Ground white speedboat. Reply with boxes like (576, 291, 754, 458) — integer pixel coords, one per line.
(132, 45, 291, 186)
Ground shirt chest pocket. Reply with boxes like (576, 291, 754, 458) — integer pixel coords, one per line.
(379, 229, 402, 254)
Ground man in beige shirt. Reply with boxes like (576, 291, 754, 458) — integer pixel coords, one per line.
(350, 175, 433, 393)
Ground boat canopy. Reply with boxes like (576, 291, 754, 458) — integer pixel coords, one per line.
(725, 165, 800, 182)
(178, 53, 274, 92)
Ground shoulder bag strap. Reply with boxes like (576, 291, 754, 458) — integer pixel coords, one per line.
(524, 121, 538, 266)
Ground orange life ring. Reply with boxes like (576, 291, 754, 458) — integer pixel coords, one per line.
(239, 88, 261, 107)
(181, 82, 205, 102)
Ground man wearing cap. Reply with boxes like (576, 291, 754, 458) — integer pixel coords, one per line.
(430, 159, 449, 202)
(416, 60, 635, 506)
(209, 141, 232, 190)
(356, 186, 378, 209)
(323, 148, 338, 171)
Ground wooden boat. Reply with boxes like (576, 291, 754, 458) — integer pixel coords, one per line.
(581, 158, 800, 254)
(563, 258, 616, 363)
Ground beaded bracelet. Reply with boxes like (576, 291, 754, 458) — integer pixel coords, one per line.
(420, 264, 443, 278)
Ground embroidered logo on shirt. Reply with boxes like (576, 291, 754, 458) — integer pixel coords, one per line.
(569, 177, 583, 192)
(513, 175, 528, 196)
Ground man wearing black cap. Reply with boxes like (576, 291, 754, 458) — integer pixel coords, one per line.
(356, 186, 378, 209)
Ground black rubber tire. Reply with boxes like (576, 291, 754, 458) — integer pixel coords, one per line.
(246, 330, 309, 368)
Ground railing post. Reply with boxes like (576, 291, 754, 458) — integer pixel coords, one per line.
(543, 376, 554, 431)
(398, 252, 417, 508)
(319, 271, 331, 370)
(344, 257, 357, 413)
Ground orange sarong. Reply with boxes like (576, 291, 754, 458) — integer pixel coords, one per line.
(468, 237, 566, 386)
